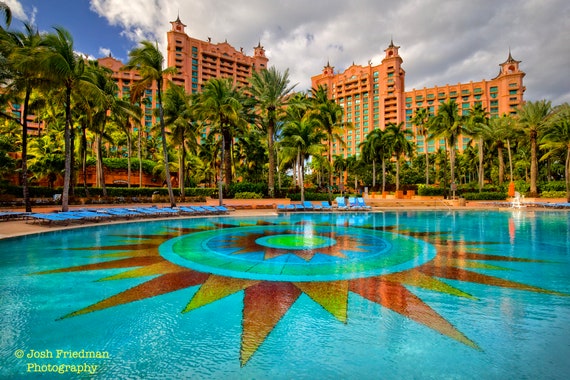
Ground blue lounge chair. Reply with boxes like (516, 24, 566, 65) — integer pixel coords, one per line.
(348, 197, 362, 210)
(302, 201, 314, 211)
(335, 197, 349, 210)
(357, 197, 372, 210)
(320, 201, 333, 210)
(277, 204, 295, 212)
(293, 204, 305, 211)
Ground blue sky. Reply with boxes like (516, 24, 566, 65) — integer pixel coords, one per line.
(6, 0, 570, 104)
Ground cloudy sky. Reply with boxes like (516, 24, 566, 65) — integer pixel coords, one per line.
(8, 0, 570, 104)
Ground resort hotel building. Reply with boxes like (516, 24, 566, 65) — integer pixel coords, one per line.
(311, 41, 525, 158)
(98, 16, 268, 136)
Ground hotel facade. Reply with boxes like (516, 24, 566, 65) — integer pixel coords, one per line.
(98, 16, 268, 133)
(311, 41, 525, 157)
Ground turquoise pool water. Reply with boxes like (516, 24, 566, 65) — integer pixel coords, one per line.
(1, 211, 569, 379)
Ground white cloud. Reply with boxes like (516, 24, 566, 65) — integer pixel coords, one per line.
(99, 47, 112, 57)
(88, 0, 570, 104)
(4, 0, 27, 21)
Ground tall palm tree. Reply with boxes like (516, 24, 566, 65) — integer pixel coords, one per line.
(249, 66, 296, 198)
(311, 85, 350, 198)
(194, 78, 248, 203)
(466, 103, 489, 191)
(162, 83, 197, 198)
(429, 100, 465, 196)
(42, 26, 94, 211)
(1, 22, 44, 212)
(411, 107, 432, 185)
(333, 154, 347, 193)
(540, 103, 570, 201)
(359, 128, 385, 189)
(517, 100, 553, 196)
(385, 122, 414, 192)
(123, 41, 178, 207)
(280, 96, 326, 203)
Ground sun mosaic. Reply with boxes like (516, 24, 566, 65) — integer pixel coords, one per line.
(33, 218, 567, 366)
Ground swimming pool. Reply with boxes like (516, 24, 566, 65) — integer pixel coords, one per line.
(1, 211, 569, 379)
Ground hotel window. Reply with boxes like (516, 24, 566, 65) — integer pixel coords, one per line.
(509, 90, 517, 95)
(490, 86, 498, 92)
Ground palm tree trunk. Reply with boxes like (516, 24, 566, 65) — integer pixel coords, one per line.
(497, 144, 504, 185)
(396, 157, 400, 191)
(223, 127, 232, 186)
(507, 139, 514, 182)
(424, 135, 429, 186)
(566, 147, 570, 202)
(95, 134, 107, 197)
(157, 82, 176, 207)
(450, 145, 456, 197)
(372, 159, 376, 188)
(179, 141, 185, 199)
(267, 118, 275, 198)
(478, 137, 484, 192)
(381, 159, 386, 193)
(61, 86, 73, 212)
(22, 87, 32, 212)
(125, 120, 132, 189)
(80, 125, 89, 197)
(138, 125, 143, 187)
(300, 150, 305, 204)
(530, 130, 538, 196)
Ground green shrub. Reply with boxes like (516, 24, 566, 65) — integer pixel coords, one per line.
(462, 192, 507, 200)
(287, 192, 341, 201)
(234, 192, 263, 199)
(227, 182, 268, 198)
(540, 181, 566, 192)
(540, 190, 567, 198)
(85, 157, 157, 174)
(417, 184, 444, 196)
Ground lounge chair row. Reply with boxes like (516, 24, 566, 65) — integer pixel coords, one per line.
(0, 211, 30, 222)
(277, 197, 372, 212)
(25, 205, 230, 226)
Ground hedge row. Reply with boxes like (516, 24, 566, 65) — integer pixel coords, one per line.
(462, 192, 507, 201)
(0, 186, 217, 198)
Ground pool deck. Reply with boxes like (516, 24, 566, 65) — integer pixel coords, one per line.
(0, 198, 566, 240)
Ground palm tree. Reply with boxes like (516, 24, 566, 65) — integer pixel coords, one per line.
(280, 96, 326, 203)
(193, 78, 248, 203)
(359, 128, 385, 189)
(517, 100, 553, 196)
(249, 66, 296, 198)
(311, 85, 350, 198)
(123, 41, 178, 207)
(1, 22, 44, 212)
(27, 132, 65, 188)
(162, 83, 197, 198)
(333, 154, 347, 193)
(466, 103, 489, 191)
(385, 122, 414, 192)
(411, 107, 431, 185)
(42, 26, 94, 211)
(540, 103, 570, 201)
(429, 100, 465, 197)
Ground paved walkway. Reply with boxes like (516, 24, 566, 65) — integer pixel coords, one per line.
(1, 198, 565, 240)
